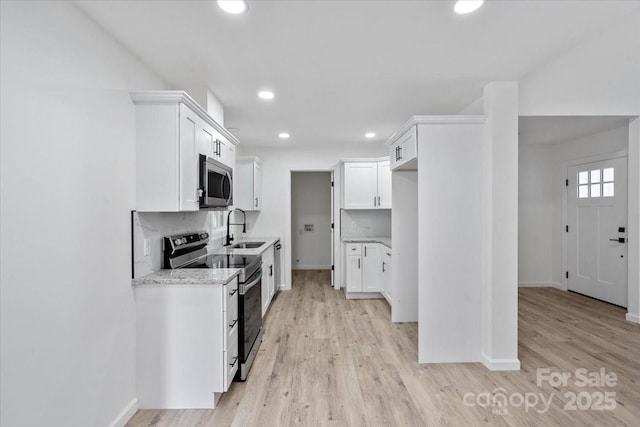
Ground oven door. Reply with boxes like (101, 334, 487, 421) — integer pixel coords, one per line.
(238, 268, 263, 362)
(199, 155, 233, 207)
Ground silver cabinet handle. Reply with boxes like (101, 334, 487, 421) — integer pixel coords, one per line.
(374, 196, 377, 207)
(378, 196, 381, 206)
(364, 246, 367, 257)
(229, 318, 238, 328)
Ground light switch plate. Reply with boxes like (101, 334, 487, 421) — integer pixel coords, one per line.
(143, 239, 151, 256)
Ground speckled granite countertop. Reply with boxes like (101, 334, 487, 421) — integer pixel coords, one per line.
(342, 237, 392, 248)
(131, 268, 240, 286)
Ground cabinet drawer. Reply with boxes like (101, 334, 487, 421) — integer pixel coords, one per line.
(224, 277, 239, 311)
(345, 243, 362, 255)
(226, 292, 239, 339)
(224, 332, 239, 391)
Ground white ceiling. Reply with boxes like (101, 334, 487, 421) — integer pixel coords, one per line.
(76, 0, 640, 147)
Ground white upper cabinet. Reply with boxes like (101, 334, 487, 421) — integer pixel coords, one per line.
(234, 157, 262, 211)
(377, 160, 392, 209)
(390, 127, 417, 171)
(131, 91, 239, 212)
(343, 158, 391, 209)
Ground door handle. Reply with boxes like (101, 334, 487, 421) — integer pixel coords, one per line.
(609, 237, 626, 243)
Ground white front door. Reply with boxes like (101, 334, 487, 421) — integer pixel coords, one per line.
(567, 157, 628, 306)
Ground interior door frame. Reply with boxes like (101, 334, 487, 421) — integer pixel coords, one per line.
(562, 149, 628, 292)
(288, 168, 339, 289)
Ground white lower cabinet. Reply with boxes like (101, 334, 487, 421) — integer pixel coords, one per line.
(380, 250, 392, 304)
(261, 244, 276, 317)
(345, 242, 391, 299)
(134, 277, 239, 409)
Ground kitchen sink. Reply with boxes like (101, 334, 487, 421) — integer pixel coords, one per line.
(232, 241, 265, 249)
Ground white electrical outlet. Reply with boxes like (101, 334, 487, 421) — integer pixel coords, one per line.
(143, 239, 151, 256)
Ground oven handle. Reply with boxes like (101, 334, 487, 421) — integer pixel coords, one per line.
(240, 269, 262, 295)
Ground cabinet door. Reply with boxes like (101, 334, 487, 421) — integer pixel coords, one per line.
(219, 138, 235, 168)
(344, 162, 377, 209)
(390, 127, 417, 171)
(253, 162, 262, 210)
(362, 243, 380, 292)
(381, 250, 392, 303)
(179, 104, 200, 211)
(377, 160, 392, 209)
(346, 255, 362, 292)
(261, 266, 270, 317)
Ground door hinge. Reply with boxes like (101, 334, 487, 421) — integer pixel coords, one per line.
(566, 271, 569, 279)
(331, 223, 334, 229)
(331, 265, 334, 271)
(331, 181, 334, 187)
(565, 179, 569, 187)
(566, 225, 569, 232)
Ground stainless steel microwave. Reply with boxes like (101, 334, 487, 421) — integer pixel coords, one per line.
(199, 154, 233, 208)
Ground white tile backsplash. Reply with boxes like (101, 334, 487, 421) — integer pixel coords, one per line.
(132, 211, 225, 278)
(340, 209, 391, 239)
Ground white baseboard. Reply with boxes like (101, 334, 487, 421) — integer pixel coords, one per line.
(518, 281, 565, 290)
(626, 313, 640, 324)
(481, 353, 521, 371)
(107, 398, 138, 427)
(292, 265, 331, 270)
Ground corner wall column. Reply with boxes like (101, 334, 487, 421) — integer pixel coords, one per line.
(482, 82, 521, 370)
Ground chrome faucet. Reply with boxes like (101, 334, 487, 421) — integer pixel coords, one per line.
(225, 208, 246, 246)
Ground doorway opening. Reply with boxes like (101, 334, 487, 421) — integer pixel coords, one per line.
(518, 116, 632, 310)
(290, 171, 334, 287)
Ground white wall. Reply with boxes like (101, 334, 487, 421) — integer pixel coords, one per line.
(0, 2, 165, 426)
(340, 209, 391, 239)
(291, 172, 332, 270)
(520, 12, 640, 117)
(418, 122, 485, 363)
(237, 145, 388, 289)
(518, 144, 554, 286)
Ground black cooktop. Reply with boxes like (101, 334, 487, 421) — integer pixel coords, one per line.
(181, 254, 259, 270)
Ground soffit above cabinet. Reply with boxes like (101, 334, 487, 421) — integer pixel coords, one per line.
(130, 90, 240, 146)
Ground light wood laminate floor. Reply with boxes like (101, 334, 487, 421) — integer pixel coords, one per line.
(127, 270, 640, 426)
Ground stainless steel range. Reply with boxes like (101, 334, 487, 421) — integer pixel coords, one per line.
(163, 231, 264, 381)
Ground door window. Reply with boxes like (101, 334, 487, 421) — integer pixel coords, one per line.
(577, 167, 614, 198)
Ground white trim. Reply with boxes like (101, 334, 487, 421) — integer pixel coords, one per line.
(292, 265, 332, 270)
(107, 398, 138, 427)
(626, 313, 640, 324)
(518, 281, 565, 290)
(385, 115, 487, 146)
(480, 353, 521, 371)
(129, 91, 240, 146)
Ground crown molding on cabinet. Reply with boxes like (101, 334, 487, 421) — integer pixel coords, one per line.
(130, 90, 240, 146)
(385, 115, 486, 146)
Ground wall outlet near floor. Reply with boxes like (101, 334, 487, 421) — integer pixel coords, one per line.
(143, 239, 151, 256)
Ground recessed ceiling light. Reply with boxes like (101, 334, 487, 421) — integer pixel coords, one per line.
(258, 90, 275, 100)
(279, 132, 290, 139)
(217, 0, 248, 14)
(365, 132, 376, 138)
(454, 0, 484, 15)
